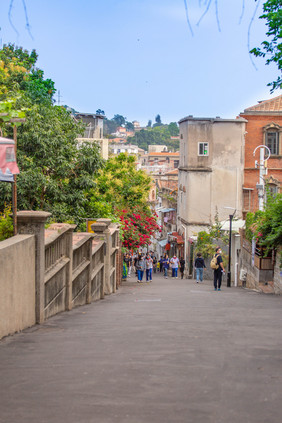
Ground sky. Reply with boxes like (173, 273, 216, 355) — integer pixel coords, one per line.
(0, 0, 280, 125)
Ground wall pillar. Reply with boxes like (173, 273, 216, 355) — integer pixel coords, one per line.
(91, 221, 108, 298)
(17, 211, 51, 324)
(65, 226, 75, 311)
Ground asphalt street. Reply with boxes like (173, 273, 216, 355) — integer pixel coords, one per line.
(0, 273, 282, 423)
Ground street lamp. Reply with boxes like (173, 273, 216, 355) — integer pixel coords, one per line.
(224, 207, 236, 288)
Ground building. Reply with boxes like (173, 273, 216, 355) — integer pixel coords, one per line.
(76, 113, 108, 159)
(177, 116, 246, 241)
(148, 145, 168, 153)
(141, 152, 180, 175)
(76, 113, 104, 139)
(109, 144, 139, 156)
(239, 95, 282, 216)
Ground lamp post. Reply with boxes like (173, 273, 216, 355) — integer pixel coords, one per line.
(227, 214, 234, 288)
(224, 207, 236, 288)
(253, 145, 270, 211)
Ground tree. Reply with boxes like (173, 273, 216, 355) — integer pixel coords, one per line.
(127, 124, 179, 151)
(125, 121, 134, 131)
(96, 109, 105, 115)
(147, 120, 152, 128)
(86, 153, 160, 249)
(0, 44, 104, 228)
(112, 114, 126, 127)
(250, 0, 282, 92)
(153, 114, 162, 127)
(103, 118, 118, 136)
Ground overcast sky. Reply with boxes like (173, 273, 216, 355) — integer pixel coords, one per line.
(0, 0, 279, 125)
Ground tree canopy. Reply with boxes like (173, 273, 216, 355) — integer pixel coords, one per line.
(86, 153, 160, 249)
(0, 44, 104, 227)
(251, 0, 282, 92)
(127, 123, 179, 152)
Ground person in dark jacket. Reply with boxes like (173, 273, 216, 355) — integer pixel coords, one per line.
(179, 257, 185, 279)
(213, 247, 225, 291)
(194, 252, 206, 283)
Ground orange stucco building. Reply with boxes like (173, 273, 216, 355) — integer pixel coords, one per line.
(239, 95, 282, 216)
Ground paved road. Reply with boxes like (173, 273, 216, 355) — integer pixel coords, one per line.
(1, 274, 282, 423)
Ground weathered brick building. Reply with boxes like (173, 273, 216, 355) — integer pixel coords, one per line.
(240, 95, 282, 216)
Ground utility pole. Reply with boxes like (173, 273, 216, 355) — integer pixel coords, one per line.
(57, 90, 62, 106)
(253, 145, 271, 211)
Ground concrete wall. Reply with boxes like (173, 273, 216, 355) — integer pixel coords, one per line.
(274, 247, 282, 294)
(239, 239, 274, 290)
(0, 235, 35, 339)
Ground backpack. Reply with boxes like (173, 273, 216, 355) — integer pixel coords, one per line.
(210, 254, 219, 270)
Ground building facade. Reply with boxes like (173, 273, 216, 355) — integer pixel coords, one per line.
(75, 113, 108, 159)
(239, 95, 282, 216)
(177, 116, 246, 240)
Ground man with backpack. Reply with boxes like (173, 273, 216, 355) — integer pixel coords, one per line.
(211, 247, 225, 291)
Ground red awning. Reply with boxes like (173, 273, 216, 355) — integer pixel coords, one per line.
(172, 232, 184, 244)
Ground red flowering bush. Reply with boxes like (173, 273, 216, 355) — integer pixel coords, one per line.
(117, 206, 161, 250)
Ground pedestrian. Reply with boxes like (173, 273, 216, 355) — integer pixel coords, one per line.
(213, 247, 225, 291)
(157, 259, 160, 272)
(122, 260, 128, 280)
(124, 253, 130, 277)
(128, 253, 132, 276)
(179, 257, 185, 279)
(153, 256, 157, 273)
(162, 254, 170, 278)
(145, 253, 153, 282)
(194, 252, 206, 283)
(170, 254, 179, 279)
(136, 254, 145, 283)
(159, 255, 163, 273)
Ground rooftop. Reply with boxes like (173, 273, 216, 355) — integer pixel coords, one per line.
(242, 94, 282, 114)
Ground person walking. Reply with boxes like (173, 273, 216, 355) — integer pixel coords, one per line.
(128, 253, 132, 276)
(159, 255, 163, 273)
(145, 253, 153, 282)
(163, 254, 170, 279)
(194, 252, 206, 283)
(153, 256, 157, 273)
(136, 254, 146, 283)
(179, 257, 185, 279)
(213, 247, 225, 291)
(170, 254, 179, 279)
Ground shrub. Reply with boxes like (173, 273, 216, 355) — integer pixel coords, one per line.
(0, 204, 13, 241)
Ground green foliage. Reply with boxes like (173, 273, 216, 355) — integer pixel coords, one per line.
(250, 0, 282, 92)
(195, 214, 229, 266)
(0, 204, 13, 241)
(112, 114, 126, 127)
(245, 193, 282, 254)
(89, 153, 151, 212)
(0, 44, 104, 228)
(103, 117, 118, 136)
(153, 114, 162, 127)
(127, 123, 179, 151)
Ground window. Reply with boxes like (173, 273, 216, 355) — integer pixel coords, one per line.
(266, 131, 279, 155)
(198, 142, 209, 156)
(6, 147, 15, 162)
(268, 184, 279, 196)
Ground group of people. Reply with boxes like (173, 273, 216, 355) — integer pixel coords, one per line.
(123, 252, 186, 283)
(123, 247, 225, 289)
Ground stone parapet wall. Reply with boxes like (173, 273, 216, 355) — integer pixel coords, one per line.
(0, 211, 120, 340)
